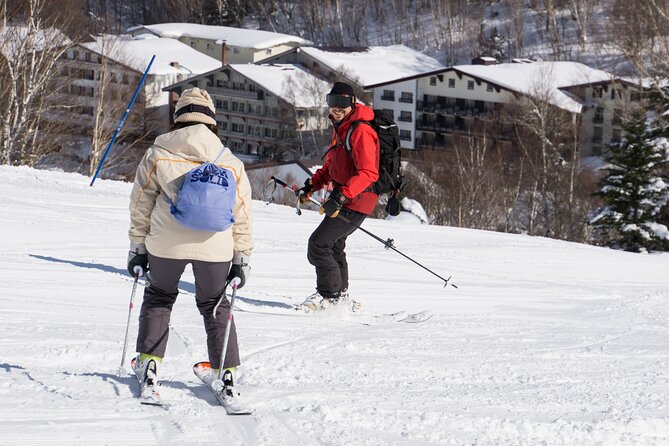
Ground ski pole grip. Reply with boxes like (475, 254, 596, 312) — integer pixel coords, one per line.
(133, 265, 143, 277)
(271, 176, 288, 188)
(230, 277, 241, 287)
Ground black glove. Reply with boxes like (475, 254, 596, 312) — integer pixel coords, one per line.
(226, 252, 250, 289)
(295, 178, 313, 204)
(320, 189, 349, 218)
(127, 242, 148, 277)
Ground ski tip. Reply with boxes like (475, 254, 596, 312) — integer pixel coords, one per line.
(140, 399, 163, 406)
(193, 361, 212, 372)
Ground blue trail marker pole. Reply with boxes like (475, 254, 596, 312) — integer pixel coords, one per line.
(89, 54, 156, 186)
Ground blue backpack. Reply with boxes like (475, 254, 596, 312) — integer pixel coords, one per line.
(167, 148, 236, 232)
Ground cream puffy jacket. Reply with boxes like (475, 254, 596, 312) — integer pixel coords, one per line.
(129, 124, 253, 262)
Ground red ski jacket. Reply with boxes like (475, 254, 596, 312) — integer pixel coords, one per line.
(311, 104, 380, 215)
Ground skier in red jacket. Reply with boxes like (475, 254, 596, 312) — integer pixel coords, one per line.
(296, 81, 380, 311)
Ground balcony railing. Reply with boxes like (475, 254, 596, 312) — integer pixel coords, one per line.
(208, 86, 262, 101)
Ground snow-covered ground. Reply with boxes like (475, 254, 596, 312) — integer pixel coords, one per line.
(1, 165, 668, 445)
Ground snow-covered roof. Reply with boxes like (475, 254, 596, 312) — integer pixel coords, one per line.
(0, 25, 71, 60)
(127, 23, 311, 49)
(299, 45, 446, 88)
(455, 61, 615, 113)
(229, 64, 331, 108)
(81, 35, 221, 76)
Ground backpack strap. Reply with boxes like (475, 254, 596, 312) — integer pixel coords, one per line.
(345, 120, 380, 195)
(344, 120, 372, 154)
(212, 146, 226, 164)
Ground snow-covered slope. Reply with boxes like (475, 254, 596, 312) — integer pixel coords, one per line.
(1, 165, 668, 445)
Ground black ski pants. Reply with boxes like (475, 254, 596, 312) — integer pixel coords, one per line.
(136, 253, 239, 369)
(307, 207, 367, 298)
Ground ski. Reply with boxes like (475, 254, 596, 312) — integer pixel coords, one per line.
(235, 299, 433, 324)
(402, 310, 433, 323)
(193, 362, 252, 415)
(363, 310, 433, 325)
(293, 298, 362, 315)
(130, 357, 162, 406)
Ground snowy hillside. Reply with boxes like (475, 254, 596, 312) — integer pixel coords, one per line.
(1, 165, 668, 445)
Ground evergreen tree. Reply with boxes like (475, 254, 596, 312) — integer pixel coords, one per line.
(589, 110, 669, 252)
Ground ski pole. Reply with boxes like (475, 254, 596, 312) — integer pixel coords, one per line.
(118, 266, 143, 376)
(217, 277, 241, 381)
(90, 54, 156, 187)
(268, 176, 457, 289)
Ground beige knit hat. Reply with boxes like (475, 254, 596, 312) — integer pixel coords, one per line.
(174, 87, 217, 126)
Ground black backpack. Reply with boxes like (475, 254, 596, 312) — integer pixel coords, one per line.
(345, 109, 406, 214)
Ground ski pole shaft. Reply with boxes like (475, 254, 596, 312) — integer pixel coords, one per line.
(334, 211, 457, 288)
(90, 54, 156, 187)
(118, 267, 142, 376)
(217, 278, 240, 380)
(269, 176, 457, 288)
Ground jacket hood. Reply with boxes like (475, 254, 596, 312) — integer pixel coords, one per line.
(153, 124, 228, 163)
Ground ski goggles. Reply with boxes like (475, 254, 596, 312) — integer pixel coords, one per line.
(326, 94, 355, 108)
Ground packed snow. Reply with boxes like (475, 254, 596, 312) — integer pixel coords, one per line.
(1, 165, 668, 445)
(127, 23, 311, 49)
(82, 35, 222, 76)
(454, 61, 616, 113)
(299, 45, 446, 88)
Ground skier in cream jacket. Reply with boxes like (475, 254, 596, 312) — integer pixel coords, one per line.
(127, 87, 253, 400)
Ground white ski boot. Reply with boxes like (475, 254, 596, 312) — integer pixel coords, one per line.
(131, 355, 162, 405)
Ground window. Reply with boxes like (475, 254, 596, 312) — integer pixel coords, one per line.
(467, 80, 475, 90)
(592, 87, 603, 98)
(487, 83, 494, 92)
(231, 122, 244, 133)
(448, 78, 455, 88)
(398, 111, 412, 122)
(381, 90, 395, 101)
(399, 130, 411, 141)
(399, 92, 413, 103)
(612, 128, 622, 143)
(430, 76, 437, 86)
(613, 108, 622, 125)
(592, 126, 603, 143)
(265, 49, 272, 55)
(593, 107, 604, 124)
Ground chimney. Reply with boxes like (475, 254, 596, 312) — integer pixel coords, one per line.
(221, 40, 227, 66)
(471, 56, 497, 65)
(169, 61, 180, 69)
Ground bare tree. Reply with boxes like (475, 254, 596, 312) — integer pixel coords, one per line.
(503, 65, 595, 240)
(281, 69, 331, 158)
(0, 0, 74, 166)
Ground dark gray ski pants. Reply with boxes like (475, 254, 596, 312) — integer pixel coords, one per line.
(307, 207, 367, 298)
(136, 253, 239, 369)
